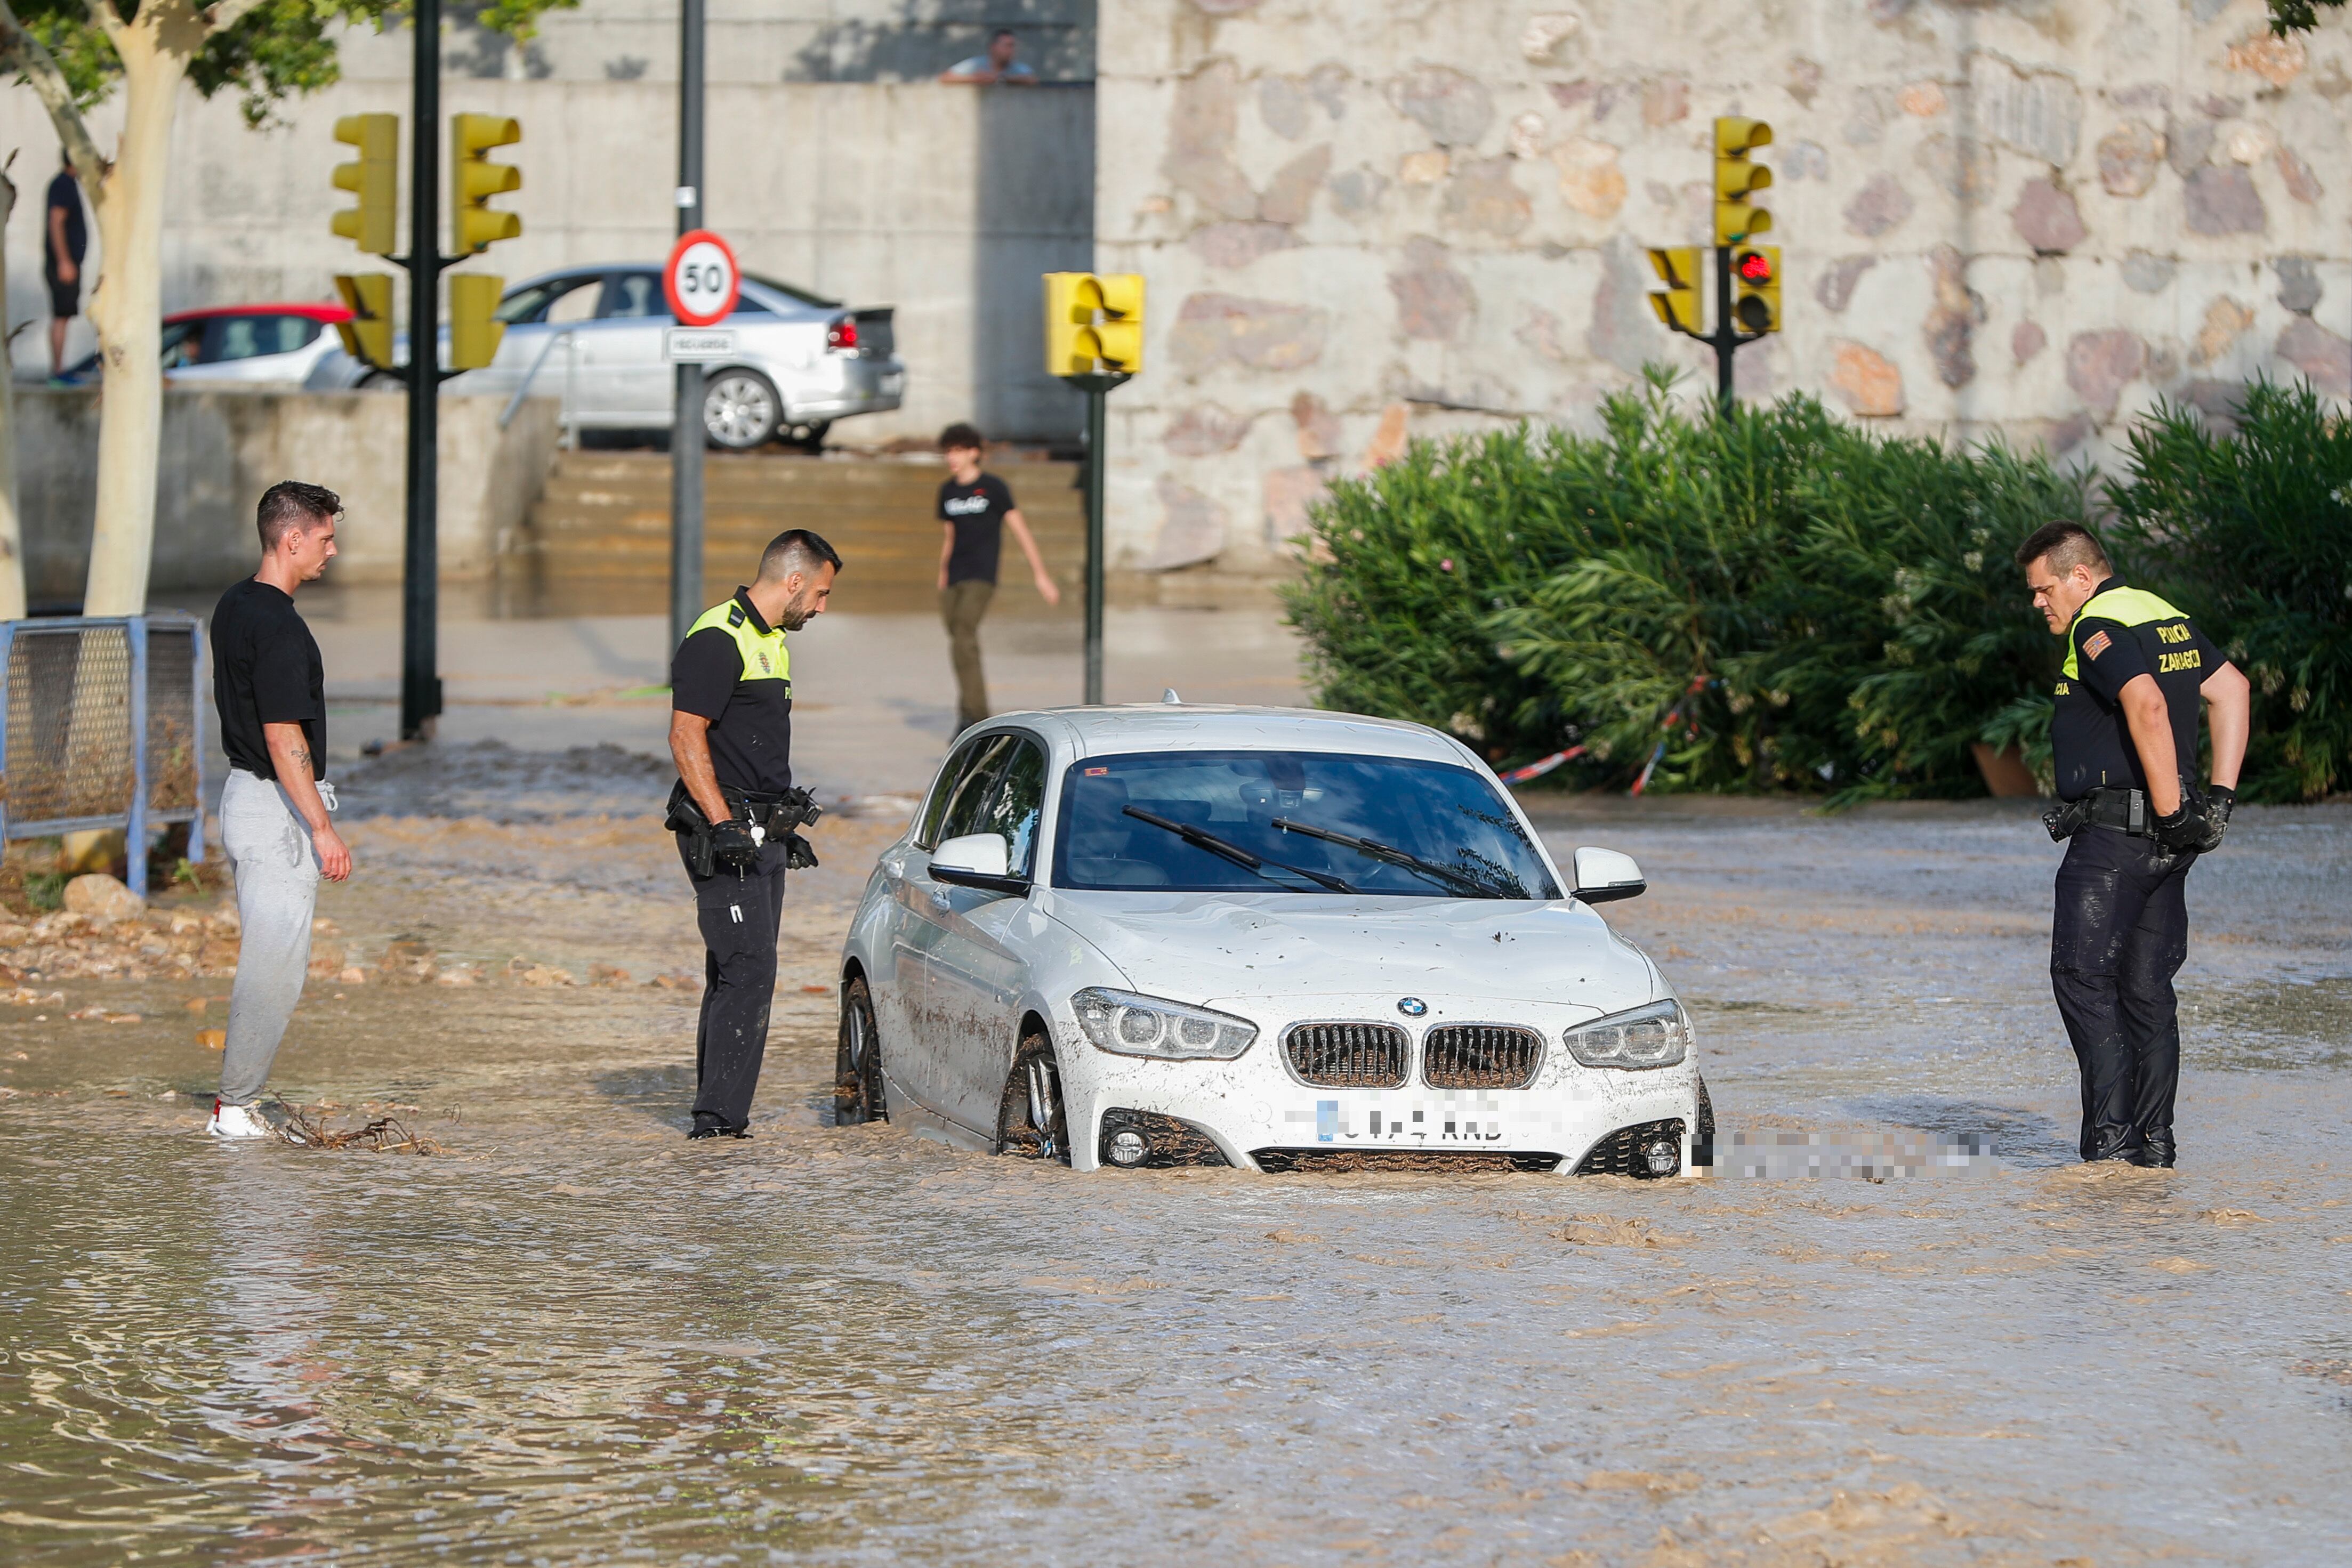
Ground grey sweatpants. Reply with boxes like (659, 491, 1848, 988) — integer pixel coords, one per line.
(218, 768, 321, 1108)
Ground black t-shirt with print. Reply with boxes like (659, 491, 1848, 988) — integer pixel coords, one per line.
(937, 472, 1016, 586)
(212, 578, 325, 782)
(2051, 578, 2220, 802)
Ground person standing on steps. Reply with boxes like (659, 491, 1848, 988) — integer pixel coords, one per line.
(666, 529, 840, 1140)
(206, 482, 353, 1139)
(2015, 520, 2250, 1169)
(936, 423, 1060, 732)
(45, 150, 87, 381)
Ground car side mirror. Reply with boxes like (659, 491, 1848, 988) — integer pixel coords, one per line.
(1572, 846, 1647, 904)
(930, 832, 1029, 896)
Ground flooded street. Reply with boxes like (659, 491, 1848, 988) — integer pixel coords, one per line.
(4, 742, 2350, 1564)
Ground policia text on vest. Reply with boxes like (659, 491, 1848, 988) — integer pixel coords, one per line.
(666, 530, 843, 1141)
(2016, 522, 2251, 1169)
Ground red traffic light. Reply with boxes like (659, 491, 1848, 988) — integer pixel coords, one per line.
(1736, 249, 1775, 284)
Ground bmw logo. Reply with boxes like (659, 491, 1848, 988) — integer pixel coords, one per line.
(1397, 997, 1428, 1017)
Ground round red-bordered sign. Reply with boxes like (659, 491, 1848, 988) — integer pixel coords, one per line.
(664, 230, 740, 327)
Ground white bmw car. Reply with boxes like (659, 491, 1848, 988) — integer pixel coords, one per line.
(835, 705, 1712, 1176)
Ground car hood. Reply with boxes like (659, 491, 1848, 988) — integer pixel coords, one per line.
(1037, 891, 1658, 1012)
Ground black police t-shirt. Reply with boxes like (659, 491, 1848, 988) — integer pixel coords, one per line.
(211, 578, 325, 782)
(938, 473, 1016, 586)
(2051, 579, 2220, 802)
(672, 592, 794, 795)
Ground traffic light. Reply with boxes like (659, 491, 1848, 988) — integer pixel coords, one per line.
(1732, 245, 1781, 336)
(1714, 117, 1773, 246)
(450, 114, 522, 255)
(1044, 272, 1145, 376)
(1646, 247, 1703, 336)
(332, 274, 396, 369)
(330, 114, 398, 255)
(448, 273, 506, 370)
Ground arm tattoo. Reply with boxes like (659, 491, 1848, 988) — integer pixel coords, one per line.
(288, 746, 313, 778)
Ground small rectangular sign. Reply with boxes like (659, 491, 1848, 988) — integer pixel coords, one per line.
(664, 327, 737, 362)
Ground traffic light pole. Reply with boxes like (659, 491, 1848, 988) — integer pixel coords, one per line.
(400, 0, 442, 742)
(1068, 371, 1128, 705)
(668, 0, 706, 654)
(1711, 245, 1736, 413)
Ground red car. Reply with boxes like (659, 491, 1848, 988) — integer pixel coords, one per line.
(59, 302, 354, 385)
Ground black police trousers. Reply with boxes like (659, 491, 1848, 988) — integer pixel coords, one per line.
(2050, 825, 2195, 1162)
(678, 834, 790, 1134)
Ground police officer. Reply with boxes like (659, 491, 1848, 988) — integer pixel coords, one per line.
(2015, 522, 2250, 1167)
(667, 529, 841, 1139)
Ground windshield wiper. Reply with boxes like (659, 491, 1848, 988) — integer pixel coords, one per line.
(1271, 817, 1498, 897)
(1122, 806, 1355, 893)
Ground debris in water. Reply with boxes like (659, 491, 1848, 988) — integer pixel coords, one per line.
(196, 1029, 226, 1050)
(271, 1096, 441, 1154)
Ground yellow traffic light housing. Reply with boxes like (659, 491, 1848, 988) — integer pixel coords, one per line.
(448, 273, 506, 370)
(1732, 246, 1781, 336)
(1714, 117, 1773, 246)
(1646, 247, 1703, 335)
(330, 114, 398, 255)
(1044, 272, 1145, 376)
(451, 114, 522, 255)
(332, 274, 397, 369)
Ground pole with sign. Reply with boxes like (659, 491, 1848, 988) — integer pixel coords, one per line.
(670, 0, 708, 655)
(664, 231, 739, 644)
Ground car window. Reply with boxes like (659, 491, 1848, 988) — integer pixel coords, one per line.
(203, 314, 322, 363)
(158, 320, 201, 369)
(970, 738, 1047, 875)
(599, 272, 668, 320)
(934, 737, 1018, 848)
(496, 277, 600, 325)
(916, 737, 995, 850)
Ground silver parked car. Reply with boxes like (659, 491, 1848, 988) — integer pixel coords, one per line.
(303, 264, 905, 450)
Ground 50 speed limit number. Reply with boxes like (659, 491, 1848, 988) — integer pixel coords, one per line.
(664, 230, 740, 327)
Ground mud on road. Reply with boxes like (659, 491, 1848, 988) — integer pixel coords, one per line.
(3, 751, 2348, 1565)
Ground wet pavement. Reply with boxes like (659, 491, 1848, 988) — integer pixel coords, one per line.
(4, 740, 2350, 1564)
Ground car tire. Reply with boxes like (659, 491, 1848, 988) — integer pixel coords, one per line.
(784, 419, 830, 452)
(702, 368, 781, 450)
(357, 369, 402, 391)
(994, 1028, 1070, 1165)
(834, 976, 888, 1125)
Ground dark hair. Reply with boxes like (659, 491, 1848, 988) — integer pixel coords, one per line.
(991, 28, 1016, 42)
(759, 528, 842, 582)
(257, 481, 342, 551)
(2012, 520, 2110, 577)
(939, 422, 984, 452)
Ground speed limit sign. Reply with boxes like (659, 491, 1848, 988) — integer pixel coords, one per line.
(664, 230, 740, 327)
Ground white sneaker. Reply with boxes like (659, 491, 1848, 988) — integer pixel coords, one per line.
(206, 1099, 272, 1140)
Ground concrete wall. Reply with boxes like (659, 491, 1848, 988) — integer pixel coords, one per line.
(1, 1, 1097, 442)
(1092, 0, 2352, 575)
(13, 387, 560, 605)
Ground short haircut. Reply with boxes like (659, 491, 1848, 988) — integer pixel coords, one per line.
(939, 421, 984, 452)
(992, 28, 1016, 41)
(2013, 520, 2111, 578)
(759, 528, 842, 583)
(257, 481, 342, 551)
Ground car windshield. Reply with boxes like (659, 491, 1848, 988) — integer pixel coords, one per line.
(1052, 749, 1558, 899)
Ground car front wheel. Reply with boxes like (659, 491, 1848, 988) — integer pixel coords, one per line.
(703, 368, 781, 449)
(995, 1029, 1070, 1165)
(835, 977, 888, 1125)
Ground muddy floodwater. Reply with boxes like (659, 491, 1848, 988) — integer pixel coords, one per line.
(4, 748, 2349, 1564)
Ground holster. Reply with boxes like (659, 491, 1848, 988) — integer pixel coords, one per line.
(665, 779, 718, 878)
(2041, 798, 2087, 843)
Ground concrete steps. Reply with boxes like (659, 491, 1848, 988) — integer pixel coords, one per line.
(510, 450, 1088, 616)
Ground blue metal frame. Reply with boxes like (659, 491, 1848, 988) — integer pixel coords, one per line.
(0, 611, 207, 898)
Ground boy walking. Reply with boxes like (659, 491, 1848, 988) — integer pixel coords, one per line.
(205, 482, 353, 1138)
(936, 423, 1059, 730)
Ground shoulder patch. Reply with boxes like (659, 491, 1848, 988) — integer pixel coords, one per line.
(726, 604, 745, 627)
(2082, 628, 2112, 661)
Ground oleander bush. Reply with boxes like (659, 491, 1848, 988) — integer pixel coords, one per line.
(1283, 372, 2085, 797)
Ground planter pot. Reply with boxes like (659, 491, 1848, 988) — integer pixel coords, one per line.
(1971, 742, 2041, 798)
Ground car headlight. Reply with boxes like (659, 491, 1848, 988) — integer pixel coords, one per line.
(1071, 988, 1257, 1061)
(1562, 999, 1690, 1070)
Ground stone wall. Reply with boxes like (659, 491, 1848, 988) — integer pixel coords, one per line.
(1093, 0, 2352, 575)
(13, 388, 560, 606)
(2, 1, 1097, 442)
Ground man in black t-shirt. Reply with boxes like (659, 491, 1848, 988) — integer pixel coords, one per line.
(45, 150, 87, 379)
(668, 528, 840, 1138)
(204, 481, 353, 1138)
(935, 422, 1060, 730)
(2016, 521, 2250, 1168)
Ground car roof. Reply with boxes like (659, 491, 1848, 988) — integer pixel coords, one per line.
(988, 704, 1477, 765)
(164, 302, 352, 324)
(504, 265, 841, 311)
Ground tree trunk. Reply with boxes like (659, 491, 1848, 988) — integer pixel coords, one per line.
(80, 4, 199, 617)
(0, 164, 22, 621)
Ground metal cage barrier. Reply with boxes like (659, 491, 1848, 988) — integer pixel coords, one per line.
(0, 613, 208, 897)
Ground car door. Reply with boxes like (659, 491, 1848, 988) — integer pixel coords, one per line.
(586, 270, 675, 423)
(876, 735, 1009, 1113)
(922, 734, 1050, 1134)
(171, 313, 323, 384)
(897, 734, 1020, 1119)
(458, 274, 603, 409)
